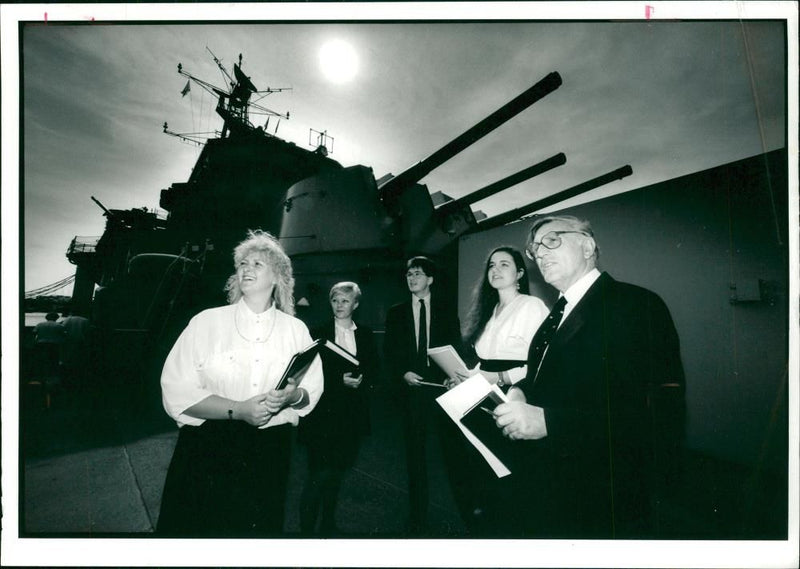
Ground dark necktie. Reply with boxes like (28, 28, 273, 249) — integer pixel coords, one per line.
(417, 299, 428, 371)
(527, 295, 567, 380)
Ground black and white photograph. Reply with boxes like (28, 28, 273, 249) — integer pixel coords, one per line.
(1, 2, 797, 567)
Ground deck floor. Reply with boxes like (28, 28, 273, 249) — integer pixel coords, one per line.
(20, 374, 466, 537)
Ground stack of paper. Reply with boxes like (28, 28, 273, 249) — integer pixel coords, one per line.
(436, 374, 511, 478)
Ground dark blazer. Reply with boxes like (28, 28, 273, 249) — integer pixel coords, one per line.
(384, 293, 462, 388)
(515, 272, 685, 538)
(300, 320, 379, 440)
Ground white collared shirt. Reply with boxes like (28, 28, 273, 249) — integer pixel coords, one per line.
(474, 294, 549, 384)
(411, 293, 431, 349)
(161, 298, 323, 429)
(334, 320, 358, 356)
(559, 268, 602, 327)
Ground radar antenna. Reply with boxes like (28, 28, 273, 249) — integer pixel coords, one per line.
(171, 51, 292, 140)
(309, 128, 334, 156)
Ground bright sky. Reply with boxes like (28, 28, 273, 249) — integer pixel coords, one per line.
(8, 7, 791, 296)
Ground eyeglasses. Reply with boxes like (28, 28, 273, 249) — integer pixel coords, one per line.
(526, 230, 588, 260)
(406, 270, 427, 278)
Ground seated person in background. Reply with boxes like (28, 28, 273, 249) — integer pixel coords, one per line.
(58, 308, 91, 389)
(157, 229, 323, 537)
(298, 281, 379, 536)
(494, 214, 685, 538)
(33, 311, 65, 379)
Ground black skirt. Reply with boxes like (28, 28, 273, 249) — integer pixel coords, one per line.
(459, 358, 528, 536)
(157, 420, 292, 537)
(299, 395, 363, 471)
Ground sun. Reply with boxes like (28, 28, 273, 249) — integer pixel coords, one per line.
(319, 39, 359, 84)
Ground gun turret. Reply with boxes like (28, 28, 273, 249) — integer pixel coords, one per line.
(435, 153, 567, 218)
(91, 196, 114, 218)
(473, 165, 633, 232)
(378, 72, 562, 204)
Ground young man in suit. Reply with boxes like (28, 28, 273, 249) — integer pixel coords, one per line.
(494, 214, 685, 538)
(384, 256, 463, 535)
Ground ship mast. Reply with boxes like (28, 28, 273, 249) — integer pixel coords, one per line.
(170, 50, 291, 141)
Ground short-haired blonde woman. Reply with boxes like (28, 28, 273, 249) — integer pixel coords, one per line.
(157, 230, 323, 537)
(297, 281, 379, 535)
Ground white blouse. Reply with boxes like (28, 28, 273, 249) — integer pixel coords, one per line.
(161, 299, 323, 429)
(334, 320, 358, 356)
(474, 294, 548, 385)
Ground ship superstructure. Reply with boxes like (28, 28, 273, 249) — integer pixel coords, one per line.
(66, 51, 630, 353)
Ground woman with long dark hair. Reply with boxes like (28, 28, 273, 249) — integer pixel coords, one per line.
(455, 245, 548, 535)
(460, 246, 548, 390)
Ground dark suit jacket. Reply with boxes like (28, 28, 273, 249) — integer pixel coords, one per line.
(384, 293, 462, 389)
(299, 320, 379, 441)
(515, 272, 685, 538)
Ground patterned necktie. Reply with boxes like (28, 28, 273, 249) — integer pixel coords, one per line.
(528, 295, 567, 380)
(417, 299, 428, 370)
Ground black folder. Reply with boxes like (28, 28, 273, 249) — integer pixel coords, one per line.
(459, 390, 515, 468)
(276, 338, 359, 390)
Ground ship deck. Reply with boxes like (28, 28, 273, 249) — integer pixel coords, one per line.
(19, 352, 787, 542)
(20, 373, 466, 537)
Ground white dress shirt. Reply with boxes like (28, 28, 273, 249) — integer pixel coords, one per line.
(334, 320, 358, 356)
(411, 294, 431, 349)
(161, 299, 323, 429)
(475, 294, 549, 384)
(559, 268, 602, 326)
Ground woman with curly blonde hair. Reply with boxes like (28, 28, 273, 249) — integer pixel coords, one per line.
(158, 229, 323, 537)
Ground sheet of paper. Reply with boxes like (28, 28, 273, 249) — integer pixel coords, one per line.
(427, 344, 468, 377)
(436, 374, 511, 478)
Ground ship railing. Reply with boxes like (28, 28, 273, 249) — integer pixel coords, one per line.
(67, 236, 100, 255)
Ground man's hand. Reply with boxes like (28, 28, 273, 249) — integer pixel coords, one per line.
(343, 372, 363, 389)
(264, 378, 301, 414)
(403, 371, 424, 386)
(494, 394, 548, 440)
(506, 386, 527, 403)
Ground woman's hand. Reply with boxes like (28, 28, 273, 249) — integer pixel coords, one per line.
(234, 393, 273, 427)
(343, 372, 363, 389)
(264, 378, 302, 414)
(481, 370, 501, 384)
(446, 367, 478, 389)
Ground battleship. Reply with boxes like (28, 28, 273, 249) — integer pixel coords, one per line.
(64, 51, 630, 361)
(21, 46, 791, 546)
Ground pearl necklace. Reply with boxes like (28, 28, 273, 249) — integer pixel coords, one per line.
(234, 302, 277, 343)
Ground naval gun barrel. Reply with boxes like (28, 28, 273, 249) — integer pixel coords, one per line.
(435, 152, 566, 217)
(378, 71, 562, 203)
(91, 196, 114, 217)
(472, 164, 633, 232)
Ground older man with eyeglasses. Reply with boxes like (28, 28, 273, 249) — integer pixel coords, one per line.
(492, 214, 686, 538)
